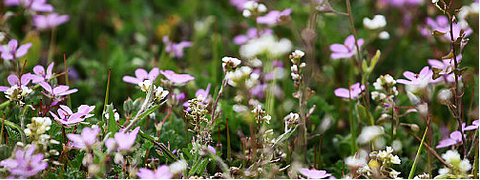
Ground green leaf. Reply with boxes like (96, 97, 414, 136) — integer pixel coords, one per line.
(442, 50, 454, 59)
(432, 30, 447, 36)
(22, 31, 42, 71)
(3, 119, 26, 140)
(362, 59, 368, 73)
(107, 105, 119, 134)
(431, 67, 443, 80)
(369, 50, 381, 72)
(454, 67, 468, 76)
(356, 103, 374, 126)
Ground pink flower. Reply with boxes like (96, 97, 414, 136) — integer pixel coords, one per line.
(50, 105, 95, 126)
(39, 82, 78, 103)
(30, 62, 55, 83)
(396, 66, 434, 85)
(436, 131, 463, 149)
(463, 120, 479, 131)
(4, 0, 53, 12)
(0, 74, 32, 92)
(298, 168, 331, 179)
(33, 13, 69, 30)
(256, 9, 291, 25)
(229, 0, 257, 10)
(163, 36, 192, 58)
(0, 39, 32, 60)
(106, 127, 140, 151)
(428, 55, 462, 83)
(160, 70, 195, 85)
(67, 126, 100, 149)
(330, 35, 364, 59)
(123, 68, 159, 85)
(334, 82, 365, 99)
(426, 16, 473, 41)
(137, 165, 173, 179)
(233, 28, 273, 45)
(0, 146, 48, 178)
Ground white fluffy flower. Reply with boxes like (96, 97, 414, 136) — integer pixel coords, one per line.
(438, 167, 450, 175)
(169, 160, 187, 175)
(363, 15, 387, 29)
(390, 155, 401, 164)
(239, 35, 292, 59)
(441, 150, 461, 164)
(379, 31, 390, 39)
(358, 126, 384, 144)
(458, 159, 472, 172)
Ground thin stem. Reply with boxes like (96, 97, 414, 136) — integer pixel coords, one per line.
(404, 126, 452, 169)
(408, 116, 431, 179)
(210, 78, 227, 123)
(47, 28, 56, 64)
(102, 69, 112, 114)
(124, 85, 154, 132)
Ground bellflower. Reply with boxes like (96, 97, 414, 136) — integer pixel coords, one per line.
(3, 0, 53, 12)
(233, 28, 273, 45)
(330, 35, 364, 59)
(436, 131, 464, 149)
(298, 168, 331, 179)
(334, 82, 365, 99)
(256, 9, 291, 25)
(67, 126, 100, 149)
(50, 105, 95, 126)
(30, 62, 55, 83)
(163, 36, 192, 58)
(160, 70, 195, 85)
(0, 146, 48, 178)
(106, 127, 140, 152)
(137, 165, 173, 179)
(0, 39, 32, 61)
(123, 68, 159, 85)
(33, 13, 69, 30)
(39, 82, 78, 103)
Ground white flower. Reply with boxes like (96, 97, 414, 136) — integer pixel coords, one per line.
(291, 65, 298, 72)
(233, 104, 248, 112)
(257, 4, 267, 12)
(155, 87, 169, 100)
(358, 126, 384, 144)
(438, 167, 450, 175)
(379, 31, 390, 39)
(373, 79, 383, 90)
(432, 0, 439, 4)
(363, 15, 387, 29)
(222, 57, 242, 71)
(389, 170, 401, 178)
(437, 89, 452, 105)
(458, 159, 472, 172)
(441, 150, 461, 164)
(345, 150, 368, 167)
(291, 50, 305, 59)
(390, 155, 401, 164)
(169, 160, 187, 175)
(138, 80, 153, 92)
(242, 10, 252, 17)
(263, 115, 271, 124)
(291, 73, 300, 80)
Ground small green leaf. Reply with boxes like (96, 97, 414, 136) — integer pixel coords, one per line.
(454, 67, 468, 76)
(369, 50, 381, 72)
(432, 30, 447, 36)
(362, 59, 368, 73)
(442, 50, 454, 59)
(431, 67, 443, 80)
(356, 103, 374, 126)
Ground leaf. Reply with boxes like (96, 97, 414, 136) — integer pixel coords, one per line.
(441, 50, 454, 59)
(107, 105, 119, 134)
(369, 50, 381, 72)
(454, 67, 468, 76)
(21, 31, 42, 71)
(356, 104, 374, 126)
(432, 30, 447, 36)
(431, 67, 443, 80)
(362, 59, 368, 73)
(3, 119, 26, 141)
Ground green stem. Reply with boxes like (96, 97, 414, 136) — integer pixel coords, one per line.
(408, 118, 430, 179)
(47, 28, 56, 64)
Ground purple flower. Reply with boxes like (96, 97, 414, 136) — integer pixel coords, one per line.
(30, 62, 54, 83)
(233, 28, 273, 45)
(256, 9, 291, 25)
(137, 165, 173, 179)
(160, 70, 195, 85)
(379, 0, 422, 7)
(50, 105, 95, 126)
(0, 146, 48, 178)
(33, 13, 69, 30)
(298, 168, 331, 179)
(207, 145, 216, 154)
(163, 36, 192, 58)
(426, 16, 473, 41)
(428, 55, 462, 83)
(397, 66, 434, 86)
(330, 35, 364, 59)
(4, 0, 53, 12)
(0, 39, 32, 61)
(229, 0, 256, 10)
(334, 82, 365, 99)
(463, 120, 479, 131)
(123, 68, 159, 85)
(250, 84, 267, 99)
(106, 127, 140, 151)
(436, 131, 464, 149)
(39, 81, 78, 103)
(0, 74, 32, 92)
(67, 126, 100, 149)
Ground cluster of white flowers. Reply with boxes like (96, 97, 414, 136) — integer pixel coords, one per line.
(137, 79, 169, 102)
(225, 66, 258, 88)
(363, 15, 386, 30)
(352, 147, 402, 178)
(371, 74, 398, 108)
(24, 117, 52, 137)
(436, 150, 472, 178)
(283, 112, 299, 132)
(373, 146, 401, 165)
(242, 1, 267, 17)
(4, 85, 33, 106)
(289, 50, 306, 91)
(239, 35, 292, 59)
(251, 105, 271, 124)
